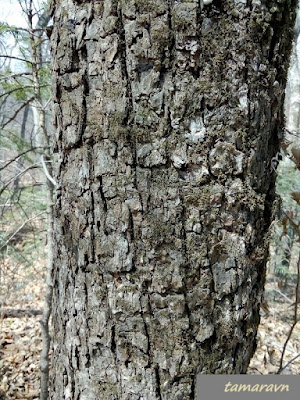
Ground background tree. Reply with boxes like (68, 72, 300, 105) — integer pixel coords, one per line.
(0, 1, 53, 398)
(272, 12, 300, 372)
(50, 0, 297, 399)
(0, 0, 52, 260)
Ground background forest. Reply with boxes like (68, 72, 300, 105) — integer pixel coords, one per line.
(0, 0, 300, 399)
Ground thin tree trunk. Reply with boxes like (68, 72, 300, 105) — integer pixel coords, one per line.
(50, 1, 296, 399)
(22, 5, 54, 400)
(40, 182, 54, 400)
(14, 104, 29, 194)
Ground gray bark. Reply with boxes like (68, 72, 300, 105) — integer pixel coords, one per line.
(50, 1, 296, 399)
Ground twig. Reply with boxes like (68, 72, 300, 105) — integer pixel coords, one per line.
(43, 98, 51, 111)
(1, 26, 50, 34)
(277, 253, 300, 374)
(273, 288, 294, 304)
(0, 71, 32, 81)
(0, 308, 43, 318)
(0, 84, 49, 100)
(0, 146, 45, 172)
(0, 211, 45, 251)
(248, 367, 263, 375)
(0, 163, 40, 196)
(1, 96, 35, 129)
(281, 210, 300, 236)
(41, 155, 57, 187)
(0, 54, 33, 64)
(279, 352, 300, 374)
(0, 85, 35, 99)
(285, 128, 300, 138)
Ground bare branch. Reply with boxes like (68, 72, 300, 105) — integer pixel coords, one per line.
(43, 98, 51, 111)
(0, 163, 40, 196)
(41, 155, 57, 187)
(273, 288, 294, 304)
(0, 211, 46, 251)
(0, 54, 33, 64)
(0, 84, 49, 100)
(279, 352, 300, 374)
(282, 210, 300, 236)
(285, 128, 300, 138)
(2, 26, 50, 34)
(0, 146, 45, 172)
(0, 72, 32, 81)
(0, 85, 35, 99)
(1, 96, 35, 129)
(277, 253, 300, 374)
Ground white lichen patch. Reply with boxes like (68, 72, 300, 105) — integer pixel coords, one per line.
(238, 84, 249, 112)
(196, 323, 214, 342)
(177, 39, 199, 55)
(137, 139, 167, 167)
(209, 142, 244, 176)
(171, 145, 187, 168)
(186, 117, 206, 143)
(239, 94, 248, 110)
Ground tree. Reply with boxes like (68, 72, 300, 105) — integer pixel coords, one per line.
(0, 2, 54, 398)
(50, 1, 296, 398)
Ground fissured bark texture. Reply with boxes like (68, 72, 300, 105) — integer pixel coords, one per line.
(50, 1, 296, 399)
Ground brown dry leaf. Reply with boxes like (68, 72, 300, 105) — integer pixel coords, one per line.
(291, 190, 300, 205)
(291, 146, 300, 168)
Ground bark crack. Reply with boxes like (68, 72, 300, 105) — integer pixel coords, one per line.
(128, 208, 137, 272)
(117, 1, 133, 116)
(90, 191, 96, 263)
(139, 297, 151, 363)
(111, 325, 116, 354)
(167, 0, 175, 68)
(77, 45, 89, 144)
(178, 188, 193, 331)
(154, 366, 162, 400)
(117, 1, 139, 192)
(98, 175, 108, 235)
(190, 375, 196, 399)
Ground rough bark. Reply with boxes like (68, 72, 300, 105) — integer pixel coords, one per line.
(50, 1, 296, 399)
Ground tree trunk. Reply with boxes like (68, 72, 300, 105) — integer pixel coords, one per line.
(14, 104, 29, 194)
(50, 1, 296, 398)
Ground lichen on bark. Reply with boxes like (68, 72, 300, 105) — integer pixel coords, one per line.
(50, 1, 297, 399)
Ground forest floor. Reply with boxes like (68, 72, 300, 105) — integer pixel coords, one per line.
(0, 270, 299, 399)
